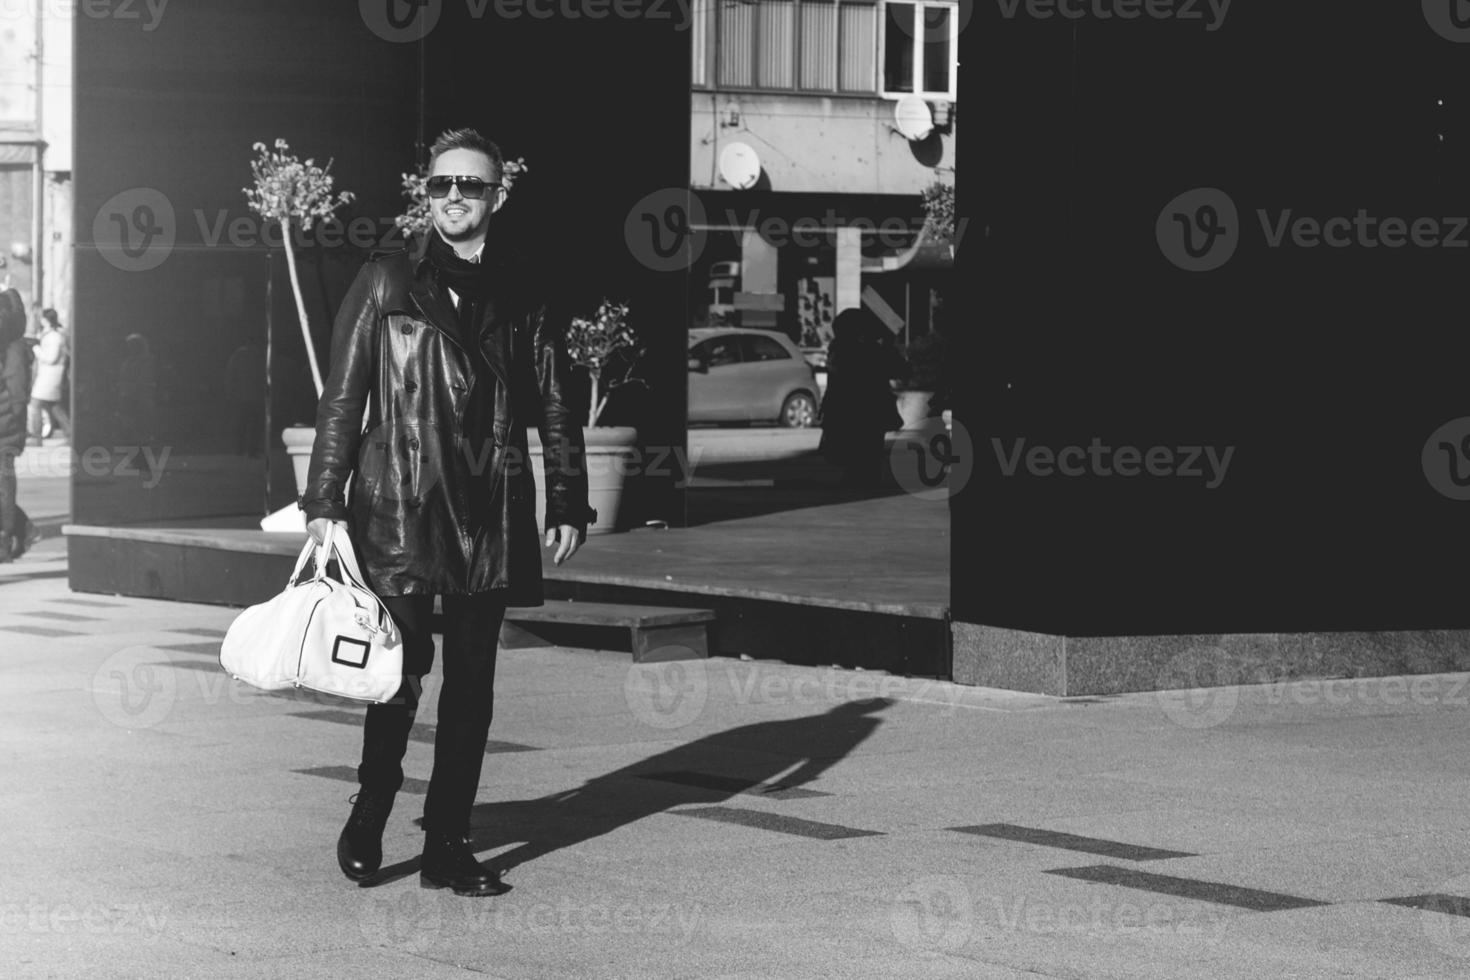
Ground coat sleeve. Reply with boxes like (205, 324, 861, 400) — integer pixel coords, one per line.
(2, 340, 30, 421)
(529, 302, 595, 534)
(300, 261, 380, 523)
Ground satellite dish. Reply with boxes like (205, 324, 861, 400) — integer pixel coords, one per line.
(719, 142, 762, 190)
(894, 95, 935, 141)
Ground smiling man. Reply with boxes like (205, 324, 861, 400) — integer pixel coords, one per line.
(301, 128, 594, 896)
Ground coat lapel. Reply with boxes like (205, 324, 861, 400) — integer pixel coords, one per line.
(407, 255, 511, 392)
(476, 293, 511, 394)
(407, 278, 466, 356)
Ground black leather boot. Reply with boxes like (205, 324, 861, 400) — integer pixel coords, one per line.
(337, 790, 394, 881)
(420, 831, 508, 896)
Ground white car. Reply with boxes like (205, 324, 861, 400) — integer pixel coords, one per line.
(688, 328, 821, 427)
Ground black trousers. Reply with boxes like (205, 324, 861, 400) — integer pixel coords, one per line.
(357, 592, 507, 838)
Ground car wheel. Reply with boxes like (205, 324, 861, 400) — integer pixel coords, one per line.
(780, 392, 818, 428)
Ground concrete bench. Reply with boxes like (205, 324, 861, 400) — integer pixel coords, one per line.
(432, 598, 714, 662)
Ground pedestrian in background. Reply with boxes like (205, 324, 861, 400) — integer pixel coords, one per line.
(28, 308, 71, 444)
(0, 289, 39, 561)
(818, 307, 904, 488)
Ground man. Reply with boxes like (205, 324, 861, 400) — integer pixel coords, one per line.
(301, 128, 594, 897)
(0, 289, 38, 561)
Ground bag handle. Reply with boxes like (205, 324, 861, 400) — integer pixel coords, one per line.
(287, 536, 322, 586)
(323, 530, 396, 634)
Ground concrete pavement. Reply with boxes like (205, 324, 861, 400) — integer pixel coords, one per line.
(4, 537, 1470, 978)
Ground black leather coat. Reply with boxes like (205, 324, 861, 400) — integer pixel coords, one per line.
(300, 247, 594, 602)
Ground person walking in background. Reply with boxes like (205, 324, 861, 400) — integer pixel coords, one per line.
(0, 289, 39, 561)
(818, 307, 905, 488)
(302, 127, 593, 897)
(28, 309, 71, 444)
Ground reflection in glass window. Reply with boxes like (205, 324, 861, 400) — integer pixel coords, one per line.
(743, 335, 792, 362)
(923, 6, 951, 93)
(883, 3, 915, 93)
(695, 336, 742, 367)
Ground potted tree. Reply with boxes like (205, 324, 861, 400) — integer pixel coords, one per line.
(244, 139, 354, 510)
(526, 298, 643, 534)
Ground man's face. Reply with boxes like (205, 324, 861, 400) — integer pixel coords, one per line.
(429, 148, 503, 243)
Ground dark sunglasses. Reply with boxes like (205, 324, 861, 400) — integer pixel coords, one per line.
(426, 175, 501, 199)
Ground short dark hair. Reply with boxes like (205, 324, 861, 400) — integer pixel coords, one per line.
(428, 128, 504, 180)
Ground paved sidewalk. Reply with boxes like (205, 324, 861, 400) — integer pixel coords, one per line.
(3, 541, 1470, 978)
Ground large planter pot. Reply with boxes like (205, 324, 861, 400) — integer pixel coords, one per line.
(526, 426, 638, 535)
(281, 425, 317, 499)
(895, 390, 935, 431)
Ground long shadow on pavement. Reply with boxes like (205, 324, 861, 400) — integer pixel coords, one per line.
(366, 698, 894, 888)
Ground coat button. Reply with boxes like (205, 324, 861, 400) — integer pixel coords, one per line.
(401, 323, 413, 335)
(405, 381, 417, 393)
(408, 438, 420, 451)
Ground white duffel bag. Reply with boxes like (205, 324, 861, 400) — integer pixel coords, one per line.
(220, 524, 403, 703)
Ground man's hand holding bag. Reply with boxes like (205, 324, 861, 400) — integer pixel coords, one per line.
(220, 523, 404, 703)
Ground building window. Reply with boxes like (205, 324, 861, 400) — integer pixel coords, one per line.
(699, 0, 880, 94)
(881, 1, 957, 99)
